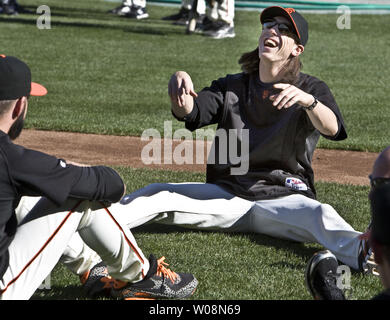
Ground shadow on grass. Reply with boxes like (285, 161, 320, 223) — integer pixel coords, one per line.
(31, 285, 86, 300)
(0, 14, 186, 37)
(133, 223, 321, 267)
(8, 4, 109, 16)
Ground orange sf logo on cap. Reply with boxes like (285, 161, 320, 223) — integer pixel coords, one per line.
(286, 8, 295, 14)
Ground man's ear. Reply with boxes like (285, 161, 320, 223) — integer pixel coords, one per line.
(11, 97, 27, 120)
(291, 44, 304, 57)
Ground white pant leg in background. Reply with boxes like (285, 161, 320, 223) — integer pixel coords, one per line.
(1, 198, 149, 300)
(122, 0, 146, 8)
(209, 0, 234, 25)
(132, 0, 146, 8)
(123, 0, 132, 6)
(118, 182, 253, 230)
(15, 197, 101, 276)
(182, 0, 206, 15)
(117, 183, 362, 269)
(248, 195, 362, 270)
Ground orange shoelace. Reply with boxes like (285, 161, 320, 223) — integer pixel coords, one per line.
(83, 256, 179, 291)
(157, 256, 178, 284)
(101, 276, 128, 290)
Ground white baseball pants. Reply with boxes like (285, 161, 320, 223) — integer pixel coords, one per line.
(115, 182, 362, 269)
(209, 0, 235, 26)
(123, 0, 146, 8)
(182, 0, 206, 15)
(0, 197, 149, 300)
(181, 0, 234, 26)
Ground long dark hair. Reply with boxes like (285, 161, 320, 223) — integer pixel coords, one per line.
(238, 47, 303, 85)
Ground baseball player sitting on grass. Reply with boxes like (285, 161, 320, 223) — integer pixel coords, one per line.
(107, 6, 375, 275)
(0, 55, 198, 300)
(46, 6, 375, 296)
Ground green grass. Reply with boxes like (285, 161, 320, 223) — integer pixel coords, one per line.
(32, 167, 383, 300)
(0, 0, 389, 151)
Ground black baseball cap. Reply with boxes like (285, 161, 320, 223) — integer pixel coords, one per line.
(370, 184, 390, 245)
(260, 6, 309, 46)
(0, 54, 47, 100)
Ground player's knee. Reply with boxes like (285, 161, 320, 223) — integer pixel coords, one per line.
(312, 203, 340, 224)
(146, 183, 173, 193)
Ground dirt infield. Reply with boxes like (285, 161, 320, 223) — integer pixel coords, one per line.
(16, 129, 378, 186)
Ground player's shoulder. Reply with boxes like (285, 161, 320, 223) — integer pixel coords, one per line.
(0, 131, 19, 155)
(0, 132, 27, 176)
(208, 72, 248, 92)
(297, 72, 332, 93)
(224, 72, 250, 84)
(221, 72, 250, 89)
(0, 132, 26, 157)
(214, 72, 246, 82)
(297, 72, 328, 86)
(0, 132, 49, 169)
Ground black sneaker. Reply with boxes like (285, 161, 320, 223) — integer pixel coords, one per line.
(80, 261, 113, 298)
(305, 250, 346, 300)
(1, 0, 17, 15)
(173, 15, 190, 26)
(162, 7, 190, 23)
(122, 5, 149, 20)
(108, 3, 131, 15)
(111, 255, 198, 300)
(194, 16, 214, 34)
(202, 21, 235, 39)
(12, 0, 31, 14)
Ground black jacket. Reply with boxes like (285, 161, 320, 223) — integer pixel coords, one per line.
(0, 131, 125, 279)
(178, 72, 347, 201)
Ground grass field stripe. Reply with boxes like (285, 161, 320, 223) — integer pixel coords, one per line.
(100, 203, 146, 276)
(0, 200, 82, 296)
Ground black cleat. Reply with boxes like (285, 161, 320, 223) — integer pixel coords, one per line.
(305, 250, 346, 300)
(162, 8, 189, 22)
(122, 5, 149, 20)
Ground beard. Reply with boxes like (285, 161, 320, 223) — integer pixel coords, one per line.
(8, 107, 25, 140)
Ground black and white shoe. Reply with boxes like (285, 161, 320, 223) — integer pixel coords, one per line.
(111, 255, 198, 300)
(202, 21, 235, 39)
(108, 3, 131, 16)
(194, 16, 213, 34)
(1, 0, 17, 15)
(305, 250, 346, 300)
(122, 5, 149, 20)
(162, 7, 190, 25)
